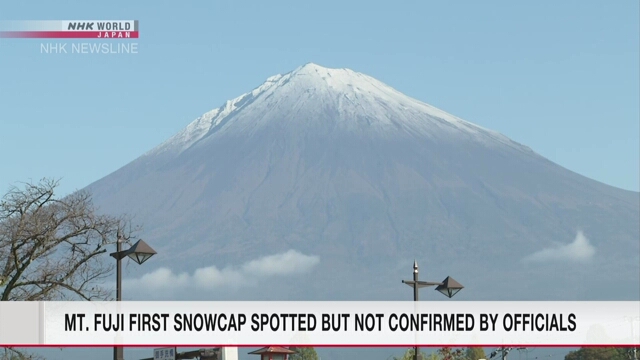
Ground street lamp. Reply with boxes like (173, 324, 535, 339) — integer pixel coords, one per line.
(401, 260, 464, 360)
(110, 233, 157, 360)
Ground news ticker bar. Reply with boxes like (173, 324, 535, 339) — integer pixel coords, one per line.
(0, 20, 138, 39)
(0, 301, 638, 346)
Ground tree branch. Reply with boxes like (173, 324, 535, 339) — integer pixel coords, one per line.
(1, 178, 139, 301)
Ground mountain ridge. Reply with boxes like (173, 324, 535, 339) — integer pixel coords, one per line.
(148, 63, 535, 159)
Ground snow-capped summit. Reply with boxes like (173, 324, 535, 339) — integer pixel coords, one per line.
(151, 63, 530, 157)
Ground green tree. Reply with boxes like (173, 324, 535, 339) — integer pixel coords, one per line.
(437, 348, 466, 360)
(621, 348, 637, 360)
(564, 347, 629, 360)
(289, 347, 319, 360)
(465, 347, 487, 360)
(392, 348, 430, 360)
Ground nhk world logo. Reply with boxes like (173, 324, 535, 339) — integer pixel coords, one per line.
(0, 20, 139, 55)
(0, 20, 138, 38)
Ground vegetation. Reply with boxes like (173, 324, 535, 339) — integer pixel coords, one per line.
(437, 348, 466, 360)
(393, 347, 479, 360)
(1, 178, 139, 360)
(0, 178, 137, 301)
(564, 347, 637, 360)
(465, 347, 487, 360)
(1, 347, 44, 360)
(289, 347, 320, 360)
(392, 348, 431, 360)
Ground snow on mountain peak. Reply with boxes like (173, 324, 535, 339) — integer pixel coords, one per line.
(149, 63, 531, 156)
(289, 62, 354, 79)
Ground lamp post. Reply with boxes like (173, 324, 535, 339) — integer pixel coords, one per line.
(110, 233, 157, 360)
(402, 260, 464, 360)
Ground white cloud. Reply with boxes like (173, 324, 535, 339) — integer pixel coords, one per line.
(241, 249, 320, 276)
(123, 249, 320, 291)
(523, 230, 596, 263)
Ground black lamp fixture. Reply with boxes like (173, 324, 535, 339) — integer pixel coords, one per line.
(435, 276, 464, 298)
(113, 239, 157, 265)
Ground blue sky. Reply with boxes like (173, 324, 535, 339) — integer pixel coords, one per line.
(0, 0, 638, 197)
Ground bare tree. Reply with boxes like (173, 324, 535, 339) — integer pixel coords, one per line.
(1, 347, 45, 360)
(0, 178, 138, 301)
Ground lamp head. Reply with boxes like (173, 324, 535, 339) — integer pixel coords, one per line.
(123, 239, 157, 265)
(435, 276, 463, 298)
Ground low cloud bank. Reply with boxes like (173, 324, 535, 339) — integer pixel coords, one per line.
(523, 230, 596, 263)
(123, 249, 320, 291)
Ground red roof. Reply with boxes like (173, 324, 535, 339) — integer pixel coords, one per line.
(248, 347, 297, 355)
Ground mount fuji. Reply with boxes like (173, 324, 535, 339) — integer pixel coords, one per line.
(85, 63, 639, 301)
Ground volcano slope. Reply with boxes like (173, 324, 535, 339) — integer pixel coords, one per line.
(85, 63, 639, 301)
